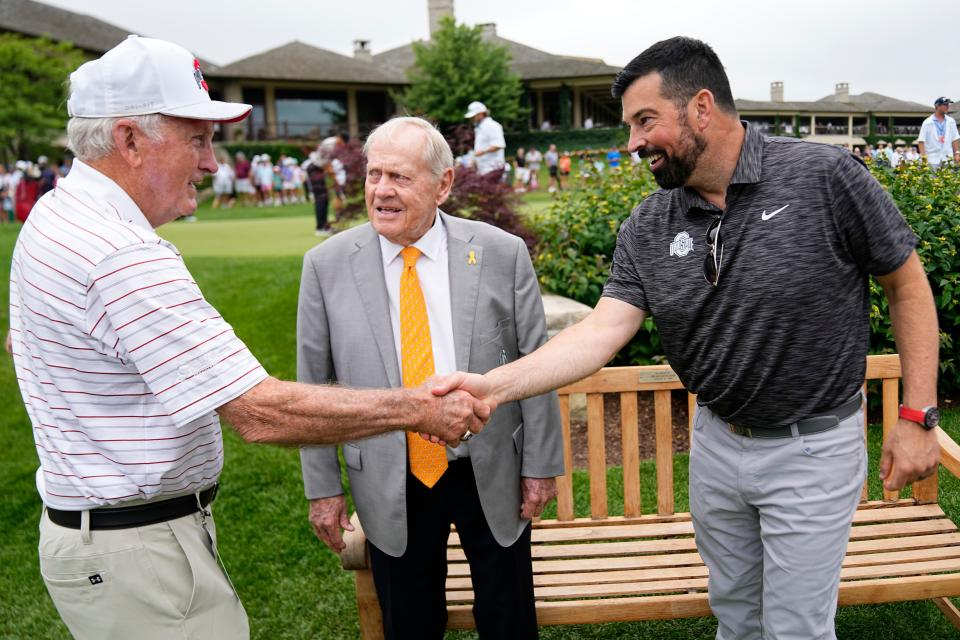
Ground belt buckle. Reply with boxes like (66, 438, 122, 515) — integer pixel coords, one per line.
(728, 423, 752, 438)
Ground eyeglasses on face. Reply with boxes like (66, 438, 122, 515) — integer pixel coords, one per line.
(703, 216, 723, 287)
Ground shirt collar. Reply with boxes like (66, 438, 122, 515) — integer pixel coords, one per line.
(677, 121, 764, 214)
(379, 210, 446, 268)
(61, 159, 155, 232)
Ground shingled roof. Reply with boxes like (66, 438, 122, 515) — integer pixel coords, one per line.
(0, 0, 133, 54)
(210, 41, 404, 84)
(374, 33, 620, 82)
(815, 91, 931, 113)
(737, 92, 931, 115)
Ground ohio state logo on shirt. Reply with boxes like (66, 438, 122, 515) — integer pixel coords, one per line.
(193, 59, 208, 92)
(669, 231, 694, 257)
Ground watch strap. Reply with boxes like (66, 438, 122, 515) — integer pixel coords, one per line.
(898, 405, 927, 425)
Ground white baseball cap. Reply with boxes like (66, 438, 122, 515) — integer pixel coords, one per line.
(464, 101, 488, 119)
(67, 35, 251, 123)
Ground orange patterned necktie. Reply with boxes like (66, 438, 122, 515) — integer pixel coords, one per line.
(400, 246, 448, 488)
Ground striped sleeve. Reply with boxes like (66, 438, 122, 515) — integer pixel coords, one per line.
(86, 243, 267, 427)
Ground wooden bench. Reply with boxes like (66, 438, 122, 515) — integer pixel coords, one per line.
(341, 354, 960, 636)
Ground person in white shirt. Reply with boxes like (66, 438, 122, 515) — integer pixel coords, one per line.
(11, 35, 487, 640)
(464, 101, 506, 176)
(918, 97, 960, 170)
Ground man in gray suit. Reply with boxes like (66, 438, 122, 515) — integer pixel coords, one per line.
(298, 117, 563, 639)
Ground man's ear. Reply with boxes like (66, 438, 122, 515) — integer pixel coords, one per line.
(691, 89, 716, 132)
(436, 167, 455, 206)
(112, 119, 146, 169)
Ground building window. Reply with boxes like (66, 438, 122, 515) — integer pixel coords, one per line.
(242, 88, 267, 141)
(357, 91, 391, 137)
(742, 115, 776, 134)
(814, 116, 849, 135)
(275, 89, 347, 139)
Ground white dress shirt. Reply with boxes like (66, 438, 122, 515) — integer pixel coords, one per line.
(378, 212, 468, 457)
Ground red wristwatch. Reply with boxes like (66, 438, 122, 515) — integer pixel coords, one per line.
(899, 405, 940, 430)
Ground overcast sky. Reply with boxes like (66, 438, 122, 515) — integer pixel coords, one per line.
(39, 0, 954, 106)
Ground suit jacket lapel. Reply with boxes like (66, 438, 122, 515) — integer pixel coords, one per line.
(442, 212, 481, 372)
(349, 227, 401, 388)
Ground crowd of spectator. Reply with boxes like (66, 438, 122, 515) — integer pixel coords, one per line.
(0, 156, 70, 224)
(855, 141, 923, 167)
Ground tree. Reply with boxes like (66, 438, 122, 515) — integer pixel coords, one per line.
(0, 34, 86, 163)
(396, 18, 526, 131)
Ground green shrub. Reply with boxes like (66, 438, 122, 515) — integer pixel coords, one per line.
(530, 160, 663, 364)
(532, 157, 960, 392)
(505, 127, 628, 155)
(867, 160, 960, 394)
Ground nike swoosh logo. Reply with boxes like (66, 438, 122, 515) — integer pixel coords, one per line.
(761, 204, 790, 221)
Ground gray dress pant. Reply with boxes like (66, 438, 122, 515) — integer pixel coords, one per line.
(690, 403, 866, 640)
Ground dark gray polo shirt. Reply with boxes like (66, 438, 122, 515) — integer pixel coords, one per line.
(603, 124, 917, 429)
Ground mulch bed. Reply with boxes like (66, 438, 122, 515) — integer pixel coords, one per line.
(568, 390, 691, 469)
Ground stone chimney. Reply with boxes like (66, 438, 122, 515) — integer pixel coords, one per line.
(478, 22, 497, 39)
(428, 0, 455, 36)
(353, 39, 372, 62)
(835, 82, 849, 102)
(770, 81, 784, 102)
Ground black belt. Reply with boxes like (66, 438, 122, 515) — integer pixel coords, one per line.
(727, 394, 862, 439)
(47, 484, 218, 530)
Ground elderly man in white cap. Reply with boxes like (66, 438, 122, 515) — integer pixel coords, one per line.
(465, 101, 506, 175)
(10, 35, 488, 640)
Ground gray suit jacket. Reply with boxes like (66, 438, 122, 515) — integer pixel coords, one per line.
(298, 212, 563, 557)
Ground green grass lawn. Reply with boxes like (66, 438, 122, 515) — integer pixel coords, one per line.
(2, 215, 959, 638)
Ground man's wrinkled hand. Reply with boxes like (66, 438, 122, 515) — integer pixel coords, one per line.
(879, 419, 940, 492)
(413, 381, 488, 444)
(520, 476, 557, 520)
(308, 495, 354, 553)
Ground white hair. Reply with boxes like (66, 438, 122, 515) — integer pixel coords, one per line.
(66, 114, 167, 162)
(363, 117, 453, 178)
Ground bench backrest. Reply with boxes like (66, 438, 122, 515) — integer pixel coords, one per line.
(554, 353, 935, 521)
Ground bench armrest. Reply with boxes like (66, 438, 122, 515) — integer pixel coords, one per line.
(340, 512, 368, 571)
(937, 427, 960, 478)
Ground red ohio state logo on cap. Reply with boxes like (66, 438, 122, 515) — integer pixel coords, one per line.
(193, 58, 209, 92)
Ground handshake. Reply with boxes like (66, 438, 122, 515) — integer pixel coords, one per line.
(412, 372, 498, 445)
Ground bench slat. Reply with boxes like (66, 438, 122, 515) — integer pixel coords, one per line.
(556, 394, 574, 521)
(587, 393, 607, 519)
(447, 543, 960, 594)
(882, 378, 900, 502)
(654, 390, 674, 516)
(620, 392, 641, 518)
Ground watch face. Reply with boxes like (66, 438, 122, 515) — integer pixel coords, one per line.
(925, 407, 941, 429)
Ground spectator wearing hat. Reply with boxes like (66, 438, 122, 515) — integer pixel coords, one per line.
(10, 35, 487, 640)
(37, 156, 58, 196)
(918, 97, 960, 170)
(464, 101, 506, 176)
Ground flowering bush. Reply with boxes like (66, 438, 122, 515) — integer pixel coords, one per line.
(532, 157, 960, 392)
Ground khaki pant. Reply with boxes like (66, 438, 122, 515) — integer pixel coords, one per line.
(39, 506, 248, 640)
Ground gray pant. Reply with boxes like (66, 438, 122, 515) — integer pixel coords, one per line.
(690, 404, 866, 640)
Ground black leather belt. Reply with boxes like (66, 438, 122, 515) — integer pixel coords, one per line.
(728, 394, 862, 439)
(47, 484, 218, 530)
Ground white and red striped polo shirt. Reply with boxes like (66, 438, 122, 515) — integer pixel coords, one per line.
(9, 160, 267, 510)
